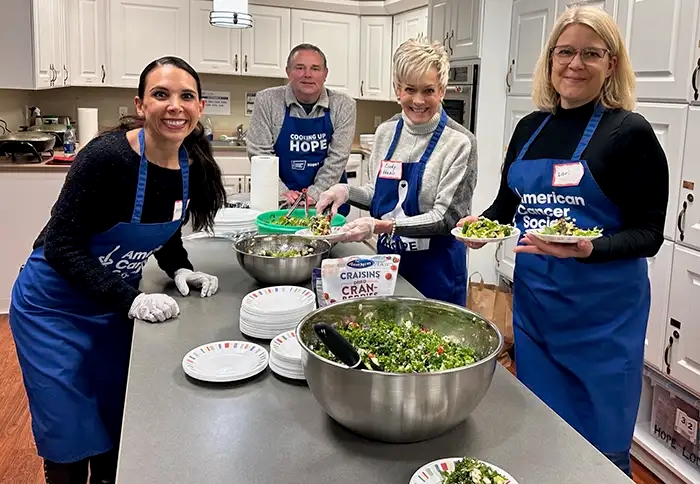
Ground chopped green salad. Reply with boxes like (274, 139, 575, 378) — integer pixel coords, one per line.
(540, 217, 602, 237)
(461, 217, 514, 239)
(311, 318, 477, 373)
(441, 458, 509, 484)
(270, 214, 312, 227)
(271, 214, 331, 235)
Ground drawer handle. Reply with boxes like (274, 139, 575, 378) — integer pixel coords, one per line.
(663, 336, 673, 375)
(692, 58, 699, 101)
(677, 200, 687, 241)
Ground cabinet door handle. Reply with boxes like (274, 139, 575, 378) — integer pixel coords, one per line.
(505, 59, 514, 94)
(692, 57, 699, 101)
(677, 199, 688, 241)
(235, 54, 239, 72)
(244, 55, 248, 72)
(101, 65, 106, 83)
(360, 80, 364, 97)
(448, 30, 454, 55)
(63, 65, 68, 84)
(443, 32, 448, 48)
(663, 335, 674, 375)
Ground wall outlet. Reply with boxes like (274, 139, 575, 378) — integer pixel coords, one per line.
(374, 116, 382, 128)
(118, 106, 128, 118)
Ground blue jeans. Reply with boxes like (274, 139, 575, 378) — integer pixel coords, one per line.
(604, 451, 632, 478)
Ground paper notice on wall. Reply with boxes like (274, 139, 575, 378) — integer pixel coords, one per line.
(202, 90, 230, 115)
(245, 92, 257, 116)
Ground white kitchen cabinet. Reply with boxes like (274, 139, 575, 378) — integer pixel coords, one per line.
(677, 107, 700, 250)
(428, 0, 482, 60)
(68, 0, 109, 86)
(666, 245, 700, 394)
(634, 103, 688, 241)
(495, 96, 538, 282)
(506, 0, 556, 97)
(190, 2, 290, 78)
(617, 0, 697, 103)
(109, 0, 190, 88)
(393, 6, 429, 50)
(291, 10, 360, 97)
(645, 240, 674, 371)
(214, 154, 252, 195)
(555, 0, 617, 17)
(33, 0, 70, 89)
(359, 16, 393, 101)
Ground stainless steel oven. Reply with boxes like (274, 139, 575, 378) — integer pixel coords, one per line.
(443, 61, 479, 134)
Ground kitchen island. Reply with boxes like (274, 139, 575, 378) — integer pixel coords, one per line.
(116, 238, 632, 484)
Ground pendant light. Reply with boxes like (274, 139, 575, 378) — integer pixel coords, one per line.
(210, 0, 253, 29)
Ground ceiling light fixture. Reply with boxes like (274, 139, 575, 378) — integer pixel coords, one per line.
(210, 0, 253, 29)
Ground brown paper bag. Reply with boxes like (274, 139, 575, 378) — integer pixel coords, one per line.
(467, 272, 514, 351)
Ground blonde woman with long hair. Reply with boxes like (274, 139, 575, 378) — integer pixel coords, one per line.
(457, 5, 668, 476)
(316, 39, 478, 306)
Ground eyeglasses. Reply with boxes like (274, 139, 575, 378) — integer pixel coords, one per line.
(550, 45, 610, 65)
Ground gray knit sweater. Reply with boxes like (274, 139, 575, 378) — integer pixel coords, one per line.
(246, 84, 357, 201)
(347, 108, 477, 237)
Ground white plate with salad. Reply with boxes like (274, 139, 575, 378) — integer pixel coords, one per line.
(525, 217, 603, 244)
(409, 456, 517, 484)
(451, 217, 520, 244)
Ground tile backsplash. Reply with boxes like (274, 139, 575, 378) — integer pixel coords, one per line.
(0, 74, 400, 143)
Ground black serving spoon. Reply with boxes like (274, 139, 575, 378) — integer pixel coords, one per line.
(313, 323, 368, 370)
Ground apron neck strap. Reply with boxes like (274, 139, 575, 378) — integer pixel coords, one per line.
(132, 128, 190, 224)
(571, 103, 605, 161)
(384, 109, 449, 162)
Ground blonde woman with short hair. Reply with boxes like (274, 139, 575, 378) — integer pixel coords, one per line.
(316, 39, 478, 306)
(457, 5, 668, 477)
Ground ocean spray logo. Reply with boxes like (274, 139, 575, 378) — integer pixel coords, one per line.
(516, 191, 586, 229)
(347, 258, 374, 269)
(289, 132, 328, 153)
(98, 244, 163, 279)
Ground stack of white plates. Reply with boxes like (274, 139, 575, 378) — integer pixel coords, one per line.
(239, 286, 316, 339)
(212, 207, 259, 238)
(269, 330, 305, 380)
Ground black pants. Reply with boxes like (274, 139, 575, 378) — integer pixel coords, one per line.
(44, 448, 118, 484)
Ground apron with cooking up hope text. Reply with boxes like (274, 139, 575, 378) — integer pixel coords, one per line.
(507, 103, 650, 454)
(370, 109, 467, 306)
(9, 128, 189, 463)
(273, 98, 351, 216)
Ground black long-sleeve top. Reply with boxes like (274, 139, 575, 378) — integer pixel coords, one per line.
(33, 130, 194, 314)
(482, 101, 669, 263)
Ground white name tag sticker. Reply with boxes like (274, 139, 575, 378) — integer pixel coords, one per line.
(552, 162, 585, 187)
(173, 199, 189, 221)
(379, 161, 402, 180)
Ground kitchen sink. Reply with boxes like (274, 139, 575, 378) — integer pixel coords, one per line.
(211, 139, 246, 148)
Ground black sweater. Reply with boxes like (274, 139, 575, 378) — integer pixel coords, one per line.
(34, 130, 193, 314)
(482, 101, 669, 263)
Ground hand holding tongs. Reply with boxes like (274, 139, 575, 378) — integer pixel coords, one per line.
(284, 188, 310, 218)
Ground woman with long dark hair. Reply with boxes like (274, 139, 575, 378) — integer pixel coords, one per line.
(8, 56, 226, 483)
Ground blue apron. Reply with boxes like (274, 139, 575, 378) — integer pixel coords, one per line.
(8, 128, 189, 463)
(273, 102, 351, 216)
(370, 110, 467, 306)
(507, 103, 649, 455)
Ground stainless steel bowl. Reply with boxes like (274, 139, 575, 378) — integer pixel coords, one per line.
(233, 234, 332, 285)
(296, 296, 504, 443)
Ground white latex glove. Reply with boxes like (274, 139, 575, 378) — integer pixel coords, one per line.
(334, 217, 376, 242)
(174, 268, 219, 297)
(315, 184, 350, 216)
(128, 293, 180, 323)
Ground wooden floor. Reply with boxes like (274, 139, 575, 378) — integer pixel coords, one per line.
(0, 315, 663, 484)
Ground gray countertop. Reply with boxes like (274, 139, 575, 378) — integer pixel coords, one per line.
(116, 238, 632, 484)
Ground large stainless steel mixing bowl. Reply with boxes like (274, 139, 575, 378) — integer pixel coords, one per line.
(233, 234, 332, 285)
(296, 296, 503, 443)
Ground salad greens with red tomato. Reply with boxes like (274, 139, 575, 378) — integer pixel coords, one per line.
(311, 318, 477, 373)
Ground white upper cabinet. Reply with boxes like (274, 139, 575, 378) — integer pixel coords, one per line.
(359, 16, 393, 101)
(617, 0, 697, 103)
(555, 0, 617, 17)
(506, 0, 556, 97)
(190, 2, 290, 78)
(109, 0, 190, 88)
(291, 10, 360, 97)
(393, 6, 429, 50)
(68, 0, 109, 86)
(428, 0, 482, 60)
(33, 0, 70, 89)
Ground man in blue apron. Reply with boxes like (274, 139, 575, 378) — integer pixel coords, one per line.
(508, 103, 649, 473)
(9, 128, 191, 483)
(246, 43, 357, 216)
(369, 110, 467, 306)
